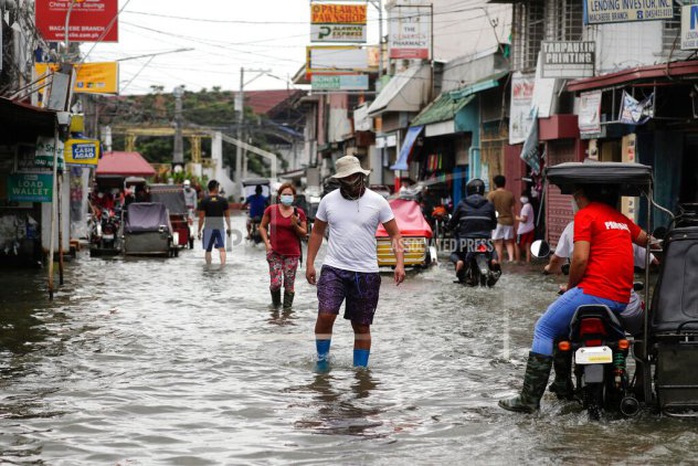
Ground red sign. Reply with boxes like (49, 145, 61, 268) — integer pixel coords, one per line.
(35, 0, 119, 43)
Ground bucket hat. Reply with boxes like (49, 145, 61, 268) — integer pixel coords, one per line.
(331, 155, 371, 179)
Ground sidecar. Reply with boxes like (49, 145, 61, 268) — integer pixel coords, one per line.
(376, 198, 436, 268)
(123, 202, 177, 257)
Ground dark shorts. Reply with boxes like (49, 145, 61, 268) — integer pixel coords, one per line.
(203, 228, 225, 252)
(316, 264, 381, 325)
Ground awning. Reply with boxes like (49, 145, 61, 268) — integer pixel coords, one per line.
(96, 151, 156, 177)
(0, 97, 56, 145)
(410, 93, 476, 130)
(390, 125, 423, 171)
(367, 65, 431, 117)
(567, 60, 698, 92)
(449, 71, 508, 100)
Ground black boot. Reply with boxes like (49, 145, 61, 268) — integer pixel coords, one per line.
(270, 289, 281, 309)
(549, 347, 574, 400)
(499, 352, 553, 413)
(283, 291, 295, 309)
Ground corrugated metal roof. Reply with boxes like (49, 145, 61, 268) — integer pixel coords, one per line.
(410, 93, 475, 127)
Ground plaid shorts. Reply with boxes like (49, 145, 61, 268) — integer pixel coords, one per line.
(316, 264, 381, 325)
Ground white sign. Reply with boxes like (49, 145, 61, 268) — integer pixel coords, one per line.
(584, 0, 674, 25)
(681, 5, 698, 50)
(307, 46, 373, 73)
(388, 5, 431, 59)
(509, 72, 535, 145)
(541, 41, 596, 78)
(578, 90, 602, 138)
(354, 104, 372, 132)
(311, 24, 366, 43)
(311, 74, 369, 91)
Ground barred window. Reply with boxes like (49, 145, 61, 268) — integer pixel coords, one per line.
(512, 0, 544, 72)
(548, 0, 584, 41)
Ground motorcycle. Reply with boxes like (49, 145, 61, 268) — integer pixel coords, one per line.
(89, 207, 122, 256)
(452, 238, 501, 287)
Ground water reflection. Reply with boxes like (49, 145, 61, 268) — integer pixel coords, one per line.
(268, 308, 296, 326)
(295, 370, 384, 438)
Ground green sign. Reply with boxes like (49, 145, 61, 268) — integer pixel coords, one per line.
(34, 136, 65, 170)
(7, 173, 53, 203)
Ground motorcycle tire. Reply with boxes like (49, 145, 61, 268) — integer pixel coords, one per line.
(583, 383, 604, 421)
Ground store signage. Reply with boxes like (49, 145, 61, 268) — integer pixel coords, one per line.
(306, 46, 375, 75)
(311, 24, 366, 43)
(35, 136, 65, 170)
(578, 90, 603, 138)
(35, 0, 119, 42)
(541, 41, 595, 78)
(681, 5, 698, 50)
(311, 74, 369, 91)
(311, 4, 367, 24)
(583, 0, 674, 25)
(509, 72, 535, 145)
(64, 139, 101, 166)
(7, 173, 53, 203)
(35, 62, 119, 95)
(388, 5, 431, 59)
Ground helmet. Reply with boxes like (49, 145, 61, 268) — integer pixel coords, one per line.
(183, 180, 191, 187)
(466, 178, 485, 196)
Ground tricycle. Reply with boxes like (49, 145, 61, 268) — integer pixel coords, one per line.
(122, 202, 178, 257)
(376, 198, 437, 268)
(149, 183, 193, 249)
(541, 160, 698, 418)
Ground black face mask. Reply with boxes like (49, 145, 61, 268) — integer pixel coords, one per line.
(339, 175, 366, 200)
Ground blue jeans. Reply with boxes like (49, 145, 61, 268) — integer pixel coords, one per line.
(532, 287, 627, 356)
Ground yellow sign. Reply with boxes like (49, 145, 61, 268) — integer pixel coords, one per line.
(35, 62, 119, 95)
(311, 4, 366, 24)
(64, 139, 101, 166)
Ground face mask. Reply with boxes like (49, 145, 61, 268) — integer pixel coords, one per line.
(97, 192, 103, 198)
(520, 197, 529, 204)
(280, 194, 294, 206)
(339, 175, 365, 199)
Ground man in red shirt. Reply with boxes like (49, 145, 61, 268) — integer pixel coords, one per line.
(499, 184, 650, 413)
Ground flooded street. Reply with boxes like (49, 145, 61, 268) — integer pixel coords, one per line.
(0, 214, 695, 465)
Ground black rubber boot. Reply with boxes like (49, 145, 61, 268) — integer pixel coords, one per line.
(499, 352, 553, 413)
(270, 289, 281, 309)
(548, 347, 575, 400)
(283, 291, 295, 309)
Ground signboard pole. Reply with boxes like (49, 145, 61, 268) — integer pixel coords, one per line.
(48, 124, 59, 300)
(57, 169, 65, 286)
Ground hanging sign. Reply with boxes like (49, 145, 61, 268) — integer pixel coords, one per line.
(35, 63, 119, 95)
(311, 24, 367, 43)
(311, 74, 369, 91)
(35, 136, 65, 170)
(509, 73, 535, 145)
(619, 91, 654, 125)
(64, 139, 101, 166)
(579, 90, 603, 138)
(681, 5, 698, 50)
(583, 0, 674, 25)
(35, 0, 119, 42)
(311, 4, 367, 24)
(541, 41, 595, 78)
(388, 5, 431, 59)
(7, 173, 53, 203)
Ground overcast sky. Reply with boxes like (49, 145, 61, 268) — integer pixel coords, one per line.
(82, 0, 382, 95)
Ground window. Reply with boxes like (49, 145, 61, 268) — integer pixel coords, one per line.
(548, 0, 583, 41)
(513, 0, 545, 72)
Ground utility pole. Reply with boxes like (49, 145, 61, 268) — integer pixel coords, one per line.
(235, 67, 271, 190)
(369, 0, 384, 77)
(173, 85, 184, 170)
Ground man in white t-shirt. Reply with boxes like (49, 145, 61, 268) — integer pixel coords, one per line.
(306, 155, 405, 371)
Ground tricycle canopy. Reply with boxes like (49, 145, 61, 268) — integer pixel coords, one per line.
(149, 184, 187, 215)
(376, 199, 433, 238)
(241, 178, 271, 198)
(545, 161, 653, 197)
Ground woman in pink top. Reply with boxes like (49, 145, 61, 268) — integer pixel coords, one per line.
(259, 183, 308, 309)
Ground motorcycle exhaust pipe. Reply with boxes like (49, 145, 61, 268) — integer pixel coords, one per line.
(620, 396, 641, 417)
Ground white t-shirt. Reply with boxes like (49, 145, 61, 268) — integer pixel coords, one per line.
(517, 203, 534, 234)
(316, 188, 395, 273)
(555, 220, 655, 266)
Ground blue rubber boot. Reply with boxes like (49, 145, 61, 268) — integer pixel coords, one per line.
(315, 339, 331, 373)
(353, 349, 370, 368)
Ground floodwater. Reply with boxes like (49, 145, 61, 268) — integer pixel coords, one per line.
(0, 214, 696, 465)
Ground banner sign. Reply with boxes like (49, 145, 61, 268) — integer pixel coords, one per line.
(520, 107, 541, 174)
(388, 5, 431, 59)
(311, 4, 366, 24)
(311, 74, 369, 91)
(35, 0, 119, 42)
(509, 72, 535, 145)
(35, 62, 119, 95)
(541, 41, 595, 78)
(619, 91, 654, 125)
(579, 90, 603, 137)
(35, 136, 65, 170)
(583, 0, 674, 25)
(307, 46, 375, 75)
(681, 5, 698, 50)
(7, 173, 53, 203)
(311, 24, 366, 43)
(64, 139, 101, 166)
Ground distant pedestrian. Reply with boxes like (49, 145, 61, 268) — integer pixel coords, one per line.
(259, 183, 308, 310)
(197, 179, 232, 265)
(183, 179, 198, 226)
(244, 185, 269, 240)
(515, 192, 535, 263)
(306, 155, 405, 371)
(487, 175, 516, 263)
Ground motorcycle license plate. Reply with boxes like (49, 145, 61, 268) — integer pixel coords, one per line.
(102, 234, 114, 240)
(575, 346, 613, 365)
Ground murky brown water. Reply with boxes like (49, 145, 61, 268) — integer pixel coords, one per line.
(0, 214, 696, 465)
